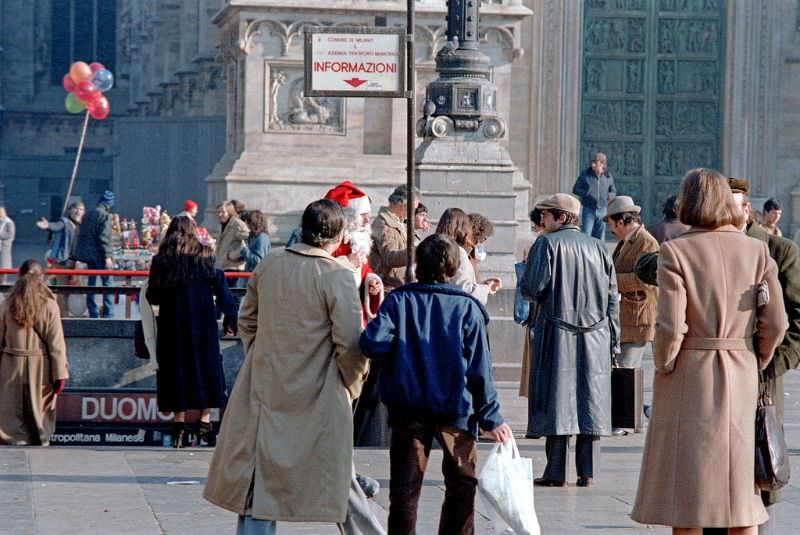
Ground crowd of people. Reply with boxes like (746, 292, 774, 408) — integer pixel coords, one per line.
(0, 159, 799, 533)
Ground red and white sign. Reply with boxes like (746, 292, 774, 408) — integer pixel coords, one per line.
(305, 29, 405, 97)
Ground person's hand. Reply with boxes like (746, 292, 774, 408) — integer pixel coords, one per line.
(104, 257, 114, 270)
(223, 316, 238, 337)
(36, 218, 49, 230)
(484, 277, 502, 294)
(53, 379, 66, 394)
(482, 423, 513, 443)
(368, 277, 382, 296)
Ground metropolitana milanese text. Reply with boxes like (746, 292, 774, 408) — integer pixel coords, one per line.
(314, 61, 397, 74)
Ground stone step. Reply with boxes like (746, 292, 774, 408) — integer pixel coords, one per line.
(492, 362, 523, 383)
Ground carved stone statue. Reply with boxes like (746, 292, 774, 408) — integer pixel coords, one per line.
(286, 78, 332, 125)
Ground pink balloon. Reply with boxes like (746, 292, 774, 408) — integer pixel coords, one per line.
(88, 95, 110, 120)
(62, 73, 77, 92)
(70, 61, 92, 83)
(89, 62, 105, 73)
(75, 80, 98, 102)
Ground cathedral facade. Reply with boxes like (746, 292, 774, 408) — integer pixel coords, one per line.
(1, 0, 799, 241)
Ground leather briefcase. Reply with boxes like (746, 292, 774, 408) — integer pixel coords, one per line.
(611, 367, 644, 433)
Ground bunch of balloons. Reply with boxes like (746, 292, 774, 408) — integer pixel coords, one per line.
(62, 61, 114, 120)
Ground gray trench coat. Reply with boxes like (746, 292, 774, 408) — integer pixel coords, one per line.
(521, 225, 619, 436)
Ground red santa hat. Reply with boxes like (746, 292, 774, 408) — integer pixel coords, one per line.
(183, 199, 198, 212)
(324, 181, 371, 217)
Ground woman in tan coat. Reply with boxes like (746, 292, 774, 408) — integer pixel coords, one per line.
(631, 169, 788, 534)
(0, 260, 69, 446)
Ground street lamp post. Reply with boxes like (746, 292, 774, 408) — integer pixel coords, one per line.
(418, 0, 505, 141)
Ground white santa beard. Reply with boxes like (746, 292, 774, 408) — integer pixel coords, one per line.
(346, 226, 372, 256)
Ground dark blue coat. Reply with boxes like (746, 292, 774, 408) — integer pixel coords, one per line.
(359, 282, 503, 437)
(146, 256, 237, 412)
(572, 168, 616, 210)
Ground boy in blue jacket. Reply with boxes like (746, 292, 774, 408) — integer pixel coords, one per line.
(360, 233, 512, 535)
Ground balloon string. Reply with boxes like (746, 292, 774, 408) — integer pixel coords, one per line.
(62, 109, 91, 217)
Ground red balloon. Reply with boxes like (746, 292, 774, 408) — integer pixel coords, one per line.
(88, 95, 110, 120)
(89, 62, 105, 73)
(70, 61, 92, 83)
(62, 73, 77, 92)
(75, 80, 99, 102)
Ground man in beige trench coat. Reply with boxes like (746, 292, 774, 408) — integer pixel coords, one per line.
(204, 199, 384, 535)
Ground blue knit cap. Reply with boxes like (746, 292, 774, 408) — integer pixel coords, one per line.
(99, 190, 115, 207)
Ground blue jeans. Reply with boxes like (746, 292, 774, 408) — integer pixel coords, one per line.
(86, 260, 114, 318)
(581, 207, 607, 241)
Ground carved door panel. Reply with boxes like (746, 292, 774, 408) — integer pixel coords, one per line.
(580, 0, 725, 223)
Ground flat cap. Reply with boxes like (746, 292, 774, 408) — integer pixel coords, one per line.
(604, 195, 641, 222)
(537, 193, 581, 216)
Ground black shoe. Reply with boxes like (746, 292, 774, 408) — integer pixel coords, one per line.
(171, 422, 186, 448)
(577, 476, 594, 487)
(643, 405, 652, 419)
(533, 477, 567, 487)
(524, 432, 541, 439)
(355, 474, 380, 498)
(197, 421, 216, 447)
(611, 428, 628, 436)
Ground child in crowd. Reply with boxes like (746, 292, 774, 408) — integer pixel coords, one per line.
(359, 233, 512, 534)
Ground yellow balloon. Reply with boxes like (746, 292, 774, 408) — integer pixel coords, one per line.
(69, 61, 92, 83)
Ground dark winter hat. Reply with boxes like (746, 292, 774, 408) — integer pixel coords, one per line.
(727, 177, 750, 195)
(99, 190, 115, 207)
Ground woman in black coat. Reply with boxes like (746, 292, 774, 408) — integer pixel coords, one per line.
(147, 216, 237, 448)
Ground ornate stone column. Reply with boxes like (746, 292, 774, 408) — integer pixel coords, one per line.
(415, 0, 531, 285)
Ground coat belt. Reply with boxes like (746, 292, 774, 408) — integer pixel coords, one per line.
(546, 314, 608, 334)
(1, 348, 45, 358)
(681, 337, 753, 350)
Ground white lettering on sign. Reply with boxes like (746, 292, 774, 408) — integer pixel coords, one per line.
(81, 396, 173, 422)
(309, 32, 403, 94)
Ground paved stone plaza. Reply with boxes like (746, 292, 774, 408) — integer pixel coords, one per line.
(2, 358, 800, 534)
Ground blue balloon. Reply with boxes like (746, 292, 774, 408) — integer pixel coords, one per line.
(91, 69, 114, 92)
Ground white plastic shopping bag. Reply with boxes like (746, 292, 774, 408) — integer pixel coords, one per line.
(478, 436, 540, 535)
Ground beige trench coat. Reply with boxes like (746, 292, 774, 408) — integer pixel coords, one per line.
(0, 291, 68, 445)
(204, 244, 369, 523)
(631, 227, 788, 528)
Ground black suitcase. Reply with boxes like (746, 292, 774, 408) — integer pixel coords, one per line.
(611, 367, 644, 433)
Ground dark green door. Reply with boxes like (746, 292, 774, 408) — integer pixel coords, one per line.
(580, 0, 725, 223)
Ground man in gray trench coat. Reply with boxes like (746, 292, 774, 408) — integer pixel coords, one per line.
(521, 193, 620, 487)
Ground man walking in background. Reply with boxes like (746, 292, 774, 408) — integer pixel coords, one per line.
(74, 190, 115, 319)
(573, 152, 616, 240)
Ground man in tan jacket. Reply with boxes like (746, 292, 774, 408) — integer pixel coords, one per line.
(606, 196, 659, 435)
(370, 184, 419, 290)
(605, 196, 659, 369)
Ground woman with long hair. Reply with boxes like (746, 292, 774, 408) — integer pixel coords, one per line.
(0, 259, 68, 445)
(631, 169, 788, 534)
(435, 207, 500, 305)
(234, 210, 271, 272)
(147, 216, 238, 448)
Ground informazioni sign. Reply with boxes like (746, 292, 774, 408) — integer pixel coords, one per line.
(304, 27, 406, 98)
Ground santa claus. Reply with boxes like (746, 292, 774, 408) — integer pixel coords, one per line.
(323, 181, 383, 323)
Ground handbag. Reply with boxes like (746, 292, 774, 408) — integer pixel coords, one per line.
(754, 363, 790, 490)
(611, 364, 644, 432)
(513, 262, 530, 325)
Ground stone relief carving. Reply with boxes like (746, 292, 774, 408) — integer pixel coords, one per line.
(625, 101, 643, 134)
(660, 0, 719, 13)
(266, 66, 344, 134)
(624, 143, 643, 175)
(626, 60, 643, 93)
(627, 18, 645, 53)
(585, 19, 626, 52)
(658, 61, 675, 93)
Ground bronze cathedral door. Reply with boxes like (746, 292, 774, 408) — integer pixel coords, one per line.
(580, 0, 725, 222)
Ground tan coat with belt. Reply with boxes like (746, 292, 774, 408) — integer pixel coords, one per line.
(204, 244, 369, 522)
(631, 227, 788, 528)
(0, 290, 68, 446)
(370, 206, 407, 289)
(612, 224, 659, 343)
